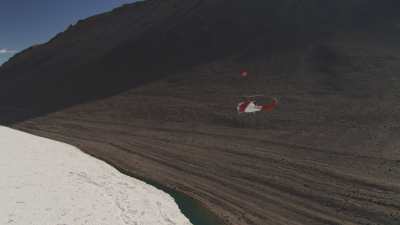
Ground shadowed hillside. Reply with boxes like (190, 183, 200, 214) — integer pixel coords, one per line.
(1, 0, 399, 121)
(2, 0, 400, 225)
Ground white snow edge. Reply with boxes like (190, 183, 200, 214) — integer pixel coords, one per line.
(0, 126, 192, 225)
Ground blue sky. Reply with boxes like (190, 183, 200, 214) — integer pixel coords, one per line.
(0, 0, 137, 65)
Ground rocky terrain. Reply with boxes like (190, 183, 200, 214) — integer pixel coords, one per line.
(1, 0, 400, 224)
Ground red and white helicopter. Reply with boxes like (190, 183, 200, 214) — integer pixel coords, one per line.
(236, 70, 279, 114)
(237, 95, 278, 114)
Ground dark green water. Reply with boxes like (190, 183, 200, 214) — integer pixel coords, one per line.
(165, 187, 223, 225)
(112, 164, 223, 225)
(144, 179, 223, 225)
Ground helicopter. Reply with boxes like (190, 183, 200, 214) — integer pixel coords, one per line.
(236, 95, 278, 114)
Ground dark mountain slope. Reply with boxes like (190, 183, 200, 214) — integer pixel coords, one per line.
(2, 1, 400, 225)
(1, 0, 399, 121)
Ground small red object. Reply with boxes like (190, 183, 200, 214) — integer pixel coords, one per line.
(261, 98, 278, 112)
